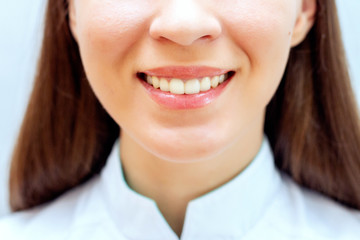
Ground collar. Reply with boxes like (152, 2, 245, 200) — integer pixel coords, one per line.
(100, 136, 282, 240)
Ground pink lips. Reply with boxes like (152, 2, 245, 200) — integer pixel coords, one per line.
(138, 66, 234, 110)
(143, 66, 230, 80)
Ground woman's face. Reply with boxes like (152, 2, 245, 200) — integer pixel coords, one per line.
(69, 0, 315, 162)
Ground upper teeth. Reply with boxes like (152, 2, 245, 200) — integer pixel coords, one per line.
(146, 74, 228, 95)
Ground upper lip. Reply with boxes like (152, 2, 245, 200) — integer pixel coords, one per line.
(141, 66, 232, 80)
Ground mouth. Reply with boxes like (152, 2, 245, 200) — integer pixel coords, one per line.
(137, 72, 235, 95)
(137, 67, 235, 95)
(136, 66, 236, 109)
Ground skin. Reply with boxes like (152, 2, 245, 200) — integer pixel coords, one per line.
(69, 0, 316, 236)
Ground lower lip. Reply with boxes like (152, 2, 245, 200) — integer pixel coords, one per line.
(139, 76, 232, 110)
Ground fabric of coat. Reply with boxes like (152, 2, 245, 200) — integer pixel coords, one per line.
(1, 136, 359, 240)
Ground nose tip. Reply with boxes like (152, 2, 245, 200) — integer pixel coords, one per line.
(149, 1, 222, 46)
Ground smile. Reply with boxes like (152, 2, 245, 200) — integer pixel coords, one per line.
(138, 73, 232, 95)
(137, 66, 235, 109)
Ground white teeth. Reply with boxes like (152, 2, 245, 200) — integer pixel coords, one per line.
(200, 77, 211, 92)
(147, 75, 153, 85)
(170, 79, 185, 94)
(219, 74, 225, 83)
(211, 76, 219, 88)
(185, 79, 200, 94)
(145, 73, 229, 94)
(160, 78, 169, 91)
(152, 76, 160, 89)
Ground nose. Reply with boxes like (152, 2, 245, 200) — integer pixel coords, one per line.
(149, 0, 222, 46)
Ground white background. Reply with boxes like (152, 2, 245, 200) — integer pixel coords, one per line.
(0, 0, 359, 216)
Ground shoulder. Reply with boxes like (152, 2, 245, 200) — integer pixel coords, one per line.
(266, 174, 360, 240)
(0, 176, 101, 240)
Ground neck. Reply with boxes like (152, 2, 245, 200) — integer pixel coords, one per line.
(119, 117, 263, 237)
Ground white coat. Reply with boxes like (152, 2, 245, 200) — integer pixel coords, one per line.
(1, 137, 359, 239)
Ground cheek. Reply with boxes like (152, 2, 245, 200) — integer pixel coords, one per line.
(78, 0, 149, 61)
(222, 0, 296, 50)
(74, 1, 154, 116)
(75, 1, 153, 76)
(223, 1, 296, 101)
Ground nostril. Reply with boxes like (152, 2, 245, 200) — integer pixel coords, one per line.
(148, 10, 222, 46)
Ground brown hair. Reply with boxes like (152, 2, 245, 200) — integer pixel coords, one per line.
(9, 0, 360, 211)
